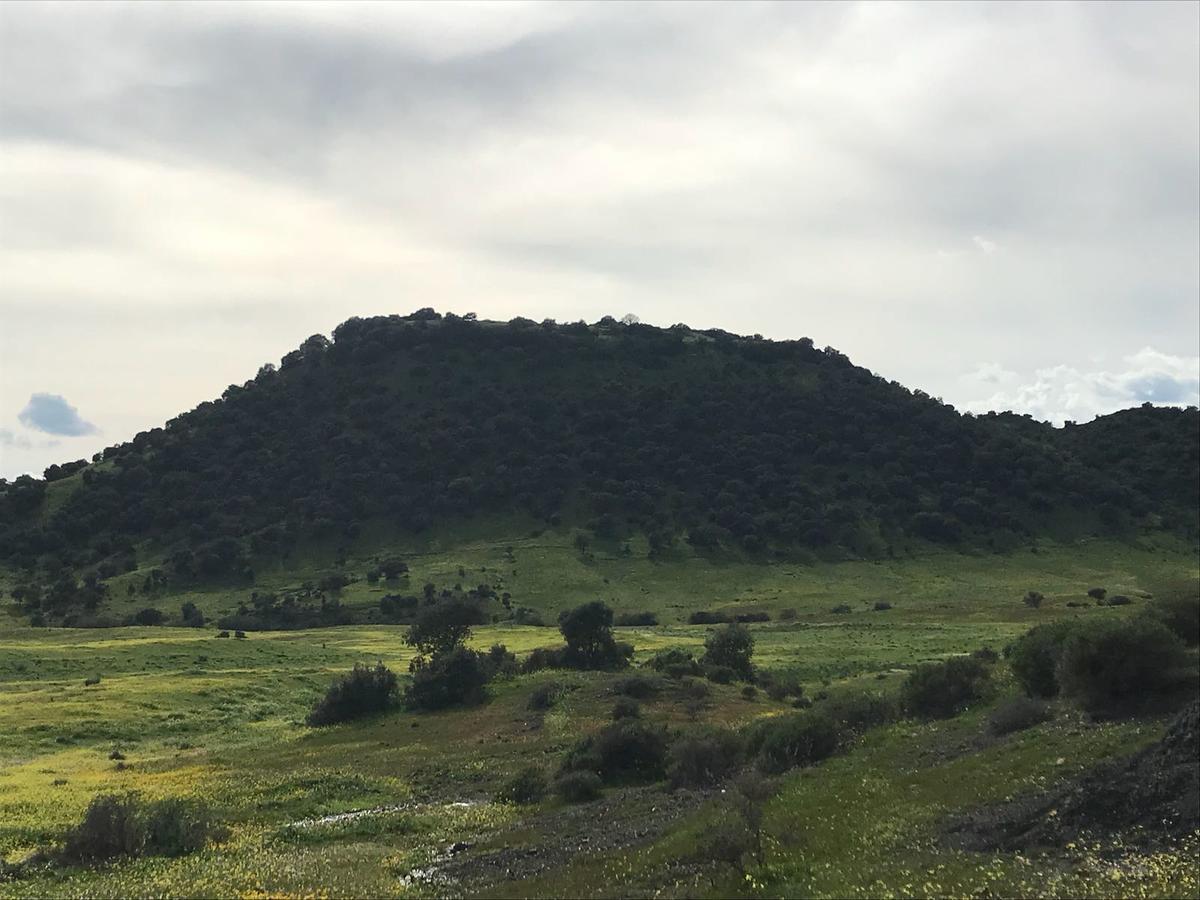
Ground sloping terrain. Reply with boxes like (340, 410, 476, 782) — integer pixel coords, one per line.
(1, 311, 1196, 626)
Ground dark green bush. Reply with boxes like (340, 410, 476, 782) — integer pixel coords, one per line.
(748, 712, 839, 774)
(821, 690, 898, 736)
(986, 696, 1052, 736)
(307, 662, 398, 725)
(520, 646, 568, 673)
(830, 603, 852, 614)
(1007, 621, 1074, 698)
(705, 665, 736, 685)
(700, 624, 754, 680)
(1057, 618, 1191, 715)
(615, 611, 658, 626)
(558, 601, 630, 670)
(554, 771, 601, 803)
(688, 610, 731, 625)
(527, 683, 559, 711)
(404, 648, 488, 711)
(612, 697, 641, 720)
(648, 647, 701, 679)
(563, 720, 668, 784)
(131, 607, 165, 626)
(495, 766, 547, 805)
(613, 675, 659, 699)
(59, 794, 221, 864)
(900, 656, 990, 719)
(667, 727, 743, 788)
(873, 601, 893, 611)
(1146, 593, 1199, 646)
(139, 797, 221, 857)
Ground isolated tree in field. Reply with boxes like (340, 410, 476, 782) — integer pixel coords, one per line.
(404, 599, 478, 656)
(701, 623, 755, 680)
(1023, 590, 1044, 609)
(558, 600, 621, 667)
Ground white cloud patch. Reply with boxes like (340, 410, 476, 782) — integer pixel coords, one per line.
(972, 235, 998, 255)
(963, 348, 1200, 424)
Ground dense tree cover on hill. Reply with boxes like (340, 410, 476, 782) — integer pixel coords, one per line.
(1, 311, 1196, 601)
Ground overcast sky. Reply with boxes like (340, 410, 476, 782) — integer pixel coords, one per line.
(1, 1, 1198, 479)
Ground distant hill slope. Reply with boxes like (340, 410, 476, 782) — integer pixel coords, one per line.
(1, 311, 1197, 589)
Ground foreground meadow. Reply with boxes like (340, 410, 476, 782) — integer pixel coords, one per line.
(0, 539, 1196, 898)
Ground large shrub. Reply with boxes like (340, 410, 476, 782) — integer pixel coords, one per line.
(495, 766, 547, 805)
(554, 771, 601, 804)
(748, 712, 839, 774)
(562, 720, 668, 784)
(667, 727, 743, 788)
(1146, 592, 1200, 647)
(700, 623, 755, 680)
(900, 656, 990, 719)
(648, 647, 702, 679)
(404, 647, 489, 711)
(821, 690, 899, 736)
(986, 696, 1052, 736)
(1007, 621, 1074, 698)
(1057, 618, 1191, 714)
(306, 662, 398, 726)
(60, 794, 221, 864)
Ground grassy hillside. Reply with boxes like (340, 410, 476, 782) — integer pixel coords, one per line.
(1, 311, 1196, 629)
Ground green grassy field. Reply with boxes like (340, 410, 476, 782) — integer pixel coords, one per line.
(0, 538, 1196, 898)
(30, 525, 1196, 629)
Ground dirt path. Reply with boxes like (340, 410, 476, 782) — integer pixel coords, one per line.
(405, 784, 714, 894)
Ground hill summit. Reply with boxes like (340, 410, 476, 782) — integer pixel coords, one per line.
(2, 310, 1197, 586)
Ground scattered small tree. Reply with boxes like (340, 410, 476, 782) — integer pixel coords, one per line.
(558, 601, 628, 669)
(1023, 590, 1044, 609)
(700, 623, 755, 680)
(405, 599, 481, 657)
(1007, 621, 1074, 698)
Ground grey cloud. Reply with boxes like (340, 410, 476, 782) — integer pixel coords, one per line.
(17, 393, 99, 436)
(0, 1, 1196, 477)
(0, 427, 59, 451)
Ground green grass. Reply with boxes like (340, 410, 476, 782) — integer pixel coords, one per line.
(0, 536, 1196, 897)
(55, 526, 1197, 630)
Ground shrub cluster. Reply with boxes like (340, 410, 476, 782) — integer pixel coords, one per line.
(1008, 614, 1192, 714)
(307, 662, 398, 726)
(615, 611, 658, 626)
(899, 656, 991, 719)
(667, 728, 743, 788)
(560, 719, 669, 784)
(648, 648, 702, 679)
(60, 794, 222, 864)
(986, 696, 1052, 736)
(495, 766, 547, 805)
(746, 712, 839, 774)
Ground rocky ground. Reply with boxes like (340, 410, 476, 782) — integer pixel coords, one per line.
(944, 700, 1199, 852)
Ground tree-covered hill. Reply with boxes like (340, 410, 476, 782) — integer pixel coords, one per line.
(2, 311, 1197, 590)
